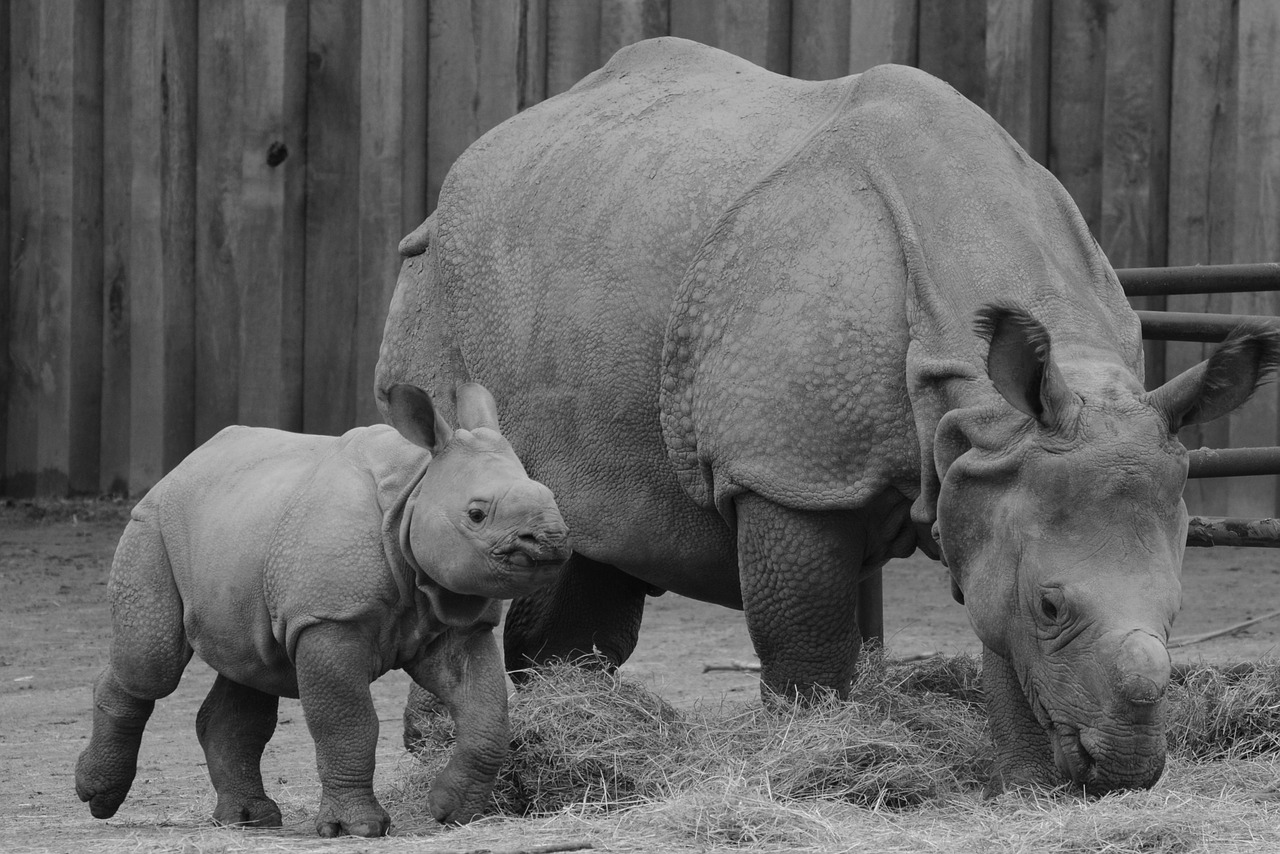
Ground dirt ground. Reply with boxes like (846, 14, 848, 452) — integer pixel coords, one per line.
(2, 499, 1279, 852)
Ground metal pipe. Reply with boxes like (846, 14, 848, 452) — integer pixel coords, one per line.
(1136, 310, 1280, 342)
(1186, 516, 1280, 548)
(1119, 263, 1280, 297)
(1188, 447, 1280, 478)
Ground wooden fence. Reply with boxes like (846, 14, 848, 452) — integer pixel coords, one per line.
(3, 0, 1279, 518)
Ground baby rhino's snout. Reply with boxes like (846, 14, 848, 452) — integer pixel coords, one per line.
(499, 480, 571, 568)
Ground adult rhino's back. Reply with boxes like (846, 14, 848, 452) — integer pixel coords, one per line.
(386, 38, 863, 599)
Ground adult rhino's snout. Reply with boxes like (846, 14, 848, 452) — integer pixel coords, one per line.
(1114, 630, 1171, 708)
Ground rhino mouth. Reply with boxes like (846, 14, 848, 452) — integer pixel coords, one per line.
(491, 539, 572, 571)
(499, 550, 569, 569)
(1050, 722, 1094, 786)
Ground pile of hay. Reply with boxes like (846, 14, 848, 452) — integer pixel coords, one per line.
(404, 650, 991, 818)
(400, 655, 1280, 825)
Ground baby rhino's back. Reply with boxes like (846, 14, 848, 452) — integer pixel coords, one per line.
(126, 425, 418, 695)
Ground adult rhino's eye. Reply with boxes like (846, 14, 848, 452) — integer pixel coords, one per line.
(1040, 594, 1060, 622)
(468, 508, 487, 524)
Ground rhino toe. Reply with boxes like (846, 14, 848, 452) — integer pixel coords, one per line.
(212, 794, 283, 828)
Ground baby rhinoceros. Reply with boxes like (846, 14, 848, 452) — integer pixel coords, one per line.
(75, 383, 570, 837)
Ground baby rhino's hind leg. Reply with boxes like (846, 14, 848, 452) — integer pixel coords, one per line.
(197, 675, 282, 827)
(76, 515, 192, 818)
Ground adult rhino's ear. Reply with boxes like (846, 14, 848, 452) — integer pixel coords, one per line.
(454, 382, 501, 432)
(1144, 326, 1280, 431)
(387, 384, 453, 453)
(975, 304, 1078, 430)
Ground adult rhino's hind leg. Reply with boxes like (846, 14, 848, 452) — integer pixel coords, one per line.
(76, 515, 191, 818)
(735, 493, 866, 702)
(502, 553, 651, 680)
(197, 675, 282, 827)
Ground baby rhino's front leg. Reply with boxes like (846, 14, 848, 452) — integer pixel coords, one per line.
(294, 623, 390, 838)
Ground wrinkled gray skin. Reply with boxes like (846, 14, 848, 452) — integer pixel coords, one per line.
(375, 38, 1280, 794)
(74, 383, 570, 836)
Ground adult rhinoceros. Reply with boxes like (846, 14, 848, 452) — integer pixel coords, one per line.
(376, 38, 1279, 793)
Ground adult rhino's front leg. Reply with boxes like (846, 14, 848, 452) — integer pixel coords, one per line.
(735, 493, 870, 701)
(407, 625, 509, 824)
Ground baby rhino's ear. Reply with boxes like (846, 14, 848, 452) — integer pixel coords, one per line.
(387, 384, 453, 453)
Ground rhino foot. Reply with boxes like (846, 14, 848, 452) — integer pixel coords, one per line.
(75, 680, 156, 819)
(314, 790, 390, 838)
(74, 755, 135, 820)
(212, 794, 283, 828)
(428, 763, 492, 825)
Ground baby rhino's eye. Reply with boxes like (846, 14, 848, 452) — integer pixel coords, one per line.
(467, 508, 487, 524)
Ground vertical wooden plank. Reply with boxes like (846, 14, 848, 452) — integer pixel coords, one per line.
(303, 0, 361, 435)
(195, 1, 243, 443)
(519, 0, 548, 110)
(358, 1, 431, 424)
(100, 0, 131, 494)
(848, 0, 918, 72)
(1099, 0, 1172, 387)
(235, 0, 306, 431)
(6, 0, 39, 495)
(985, 0, 1049, 163)
(64, 0, 104, 495)
(5, 1, 103, 496)
(1226, 0, 1280, 516)
(197, 0, 306, 439)
(401, 1, 429, 236)
(791, 0, 850, 80)
(1165, 0, 1237, 516)
(669, 0, 791, 73)
(428, 0, 521, 212)
(917, 0, 986, 106)
(600, 0, 669, 63)
(126, 0, 197, 493)
(0, 0, 11, 491)
(1048, 0, 1107, 236)
(546, 0, 601, 96)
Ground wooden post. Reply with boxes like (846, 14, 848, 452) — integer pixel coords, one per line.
(1, 0, 13, 492)
(236, 0, 306, 432)
(791, 0, 850, 80)
(5, 0, 103, 496)
(918, 0, 986, 107)
(848, 0, 917, 72)
(428, 0, 521, 212)
(123, 0, 197, 495)
(669, 0, 791, 74)
(1165, 0, 1237, 517)
(1100, 0, 1173, 388)
(1048, 0, 1106, 237)
(519, 0, 548, 111)
(196, 0, 306, 441)
(985, 0, 1049, 164)
(303, 0, 362, 436)
(1226, 0, 1280, 517)
(600, 0, 669, 63)
(546, 0, 601, 96)
(100, 0, 132, 495)
(360, 0, 430, 424)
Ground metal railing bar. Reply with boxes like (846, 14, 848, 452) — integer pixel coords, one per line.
(1119, 263, 1280, 297)
(1188, 447, 1280, 478)
(1136, 310, 1280, 342)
